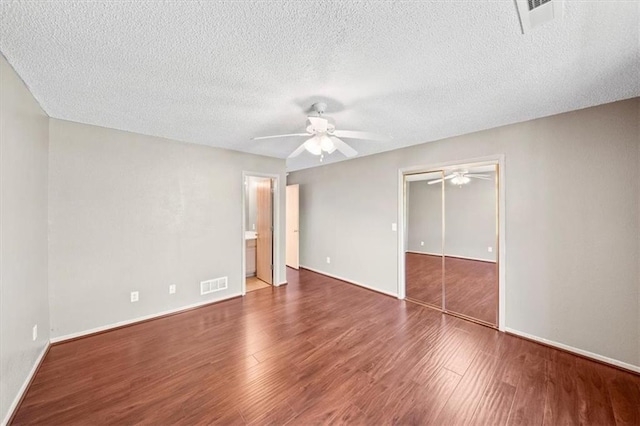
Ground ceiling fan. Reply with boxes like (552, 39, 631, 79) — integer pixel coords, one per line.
(427, 170, 492, 186)
(251, 102, 389, 161)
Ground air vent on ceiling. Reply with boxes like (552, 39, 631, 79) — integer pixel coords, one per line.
(527, 0, 551, 11)
(516, 0, 563, 33)
(200, 277, 228, 295)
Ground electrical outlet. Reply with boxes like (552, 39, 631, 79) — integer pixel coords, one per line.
(32, 324, 37, 341)
(488, 246, 493, 253)
(169, 285, 176, 294)
(130, 291, 139, 302)
(326, 256, 331, 264)
(252, 223, 255, 230)
(420, 241, 425, 246)
(391, 223, 397, 231)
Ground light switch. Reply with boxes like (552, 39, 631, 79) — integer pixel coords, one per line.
(391, 223, 397, 232)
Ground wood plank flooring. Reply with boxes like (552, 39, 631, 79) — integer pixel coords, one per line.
(406, 252, 443, 307)
(11, 268, 640, 425)
(444, 256, 497, 325)
(406, 253, 497, 325)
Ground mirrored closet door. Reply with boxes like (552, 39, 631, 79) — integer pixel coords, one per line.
(404, 164, 499, 327)
(405, 171, 444, 308)
(443, 165, 498, 326)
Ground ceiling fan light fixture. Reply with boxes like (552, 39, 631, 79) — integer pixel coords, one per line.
(304, 138, 322, 155)
(319, 135, 335, 153)
(255, 103, 387, 159)
(304, 135, 336, 156)
(451, 175, 470, 186)
(306, 116, 335, 134)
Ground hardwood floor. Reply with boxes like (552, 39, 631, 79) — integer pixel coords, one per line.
(444, 256, 497, 325)
(405, 253, 443, 307)
(11, 268, 640, 425)
(406, 252, 497, 325)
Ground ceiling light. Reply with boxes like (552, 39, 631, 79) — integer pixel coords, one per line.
(304, 138, 322, 155)
(319, 135, 335, 153)
(304, 135, 336, 156)
(451, 175, 470, 186)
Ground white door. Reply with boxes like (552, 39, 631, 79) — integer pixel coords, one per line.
(286, 184, 299, 269)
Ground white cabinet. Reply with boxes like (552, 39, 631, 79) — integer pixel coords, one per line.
(246, 238, 256, 276)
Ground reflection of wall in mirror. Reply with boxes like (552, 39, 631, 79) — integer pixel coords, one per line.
(407, 171, 497, 262)
(407, 180, 442, 255)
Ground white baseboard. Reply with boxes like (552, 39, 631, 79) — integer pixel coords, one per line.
(300, 265, 398, 298)
(406, 250, 496, 263)
(505, 327, 640, 374)
(406, 250, 441, 256)
(50, 293, 242, 344)
(2, 342, 50, 426)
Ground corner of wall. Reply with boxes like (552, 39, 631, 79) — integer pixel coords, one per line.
(0, 54, 51, 425)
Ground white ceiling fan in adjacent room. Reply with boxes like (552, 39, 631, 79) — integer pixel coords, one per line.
(427, 170, 492, 186)
(251, 102, 389, 161)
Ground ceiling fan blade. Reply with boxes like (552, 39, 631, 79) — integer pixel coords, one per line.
(466, 174, 490, 177)
(329, 137, 357, 157)
(332, 130, 389, 141)
(470, 176, 492, 180)
(430, 173, 456, 184)
(287, 141, 309, 158)
(308, 116, 328, 132)
(252, 133, 310, 141)
(427, 179, 444, 185)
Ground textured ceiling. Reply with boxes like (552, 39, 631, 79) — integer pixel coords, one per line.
(1, 1, 638, 171)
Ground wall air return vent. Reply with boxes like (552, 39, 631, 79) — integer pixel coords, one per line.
(200, 276, 228, 295)
(516, 0, 563, 33)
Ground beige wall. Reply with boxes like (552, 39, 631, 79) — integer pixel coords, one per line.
(0, 56, 50, 422)
(48, 119, 286, 339)
(289, 98, 640, 367)
(407, 179, 442, 254)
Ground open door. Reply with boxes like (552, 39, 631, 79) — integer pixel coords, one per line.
(286, 184, 299, 269)
(256, 179, 273, 284)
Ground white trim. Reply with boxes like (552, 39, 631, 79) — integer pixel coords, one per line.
(300, 265, 398, 298)
(397, 167, 406, 300)
(405, 250, 497, 263)
(398, 155, 506, 331)
(497, 159, 506, 331)
(2, 342, 50, 426)
(506, 327, 640, 374)
(242, 171, 283, 294)
(50, 293, 242, 344)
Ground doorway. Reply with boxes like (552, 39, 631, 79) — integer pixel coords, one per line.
(243, 174, 275, 293)
(398, 157, 505, 330)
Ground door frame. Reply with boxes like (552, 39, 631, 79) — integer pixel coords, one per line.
(242, 171, 282, 295)
(397, 154, 506, 331)
(286, 184, 300, 269)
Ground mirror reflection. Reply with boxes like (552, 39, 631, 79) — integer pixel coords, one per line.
(404, 164, 499, 328)
(443, 165, 498, 325)
(405, 171, 443, 308)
